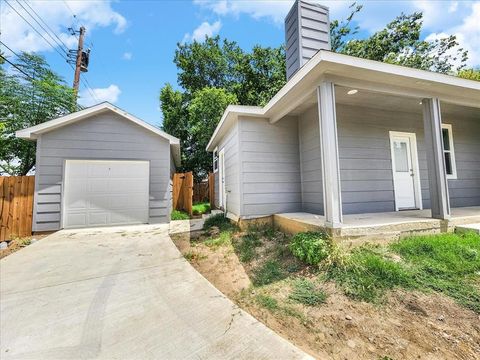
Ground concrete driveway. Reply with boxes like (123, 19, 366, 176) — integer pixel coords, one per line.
(0, 225, 311, 360)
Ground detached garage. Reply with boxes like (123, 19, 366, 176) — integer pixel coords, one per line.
(16, 102, 180, 231)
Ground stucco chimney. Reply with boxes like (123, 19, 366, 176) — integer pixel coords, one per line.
(285, 0, 331, 80)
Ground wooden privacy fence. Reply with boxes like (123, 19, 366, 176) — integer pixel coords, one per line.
(173, 172, 216, 216)
(0, 176, 35, 241)
(193, 182, 209, 203)
(173, 172, 193, 215)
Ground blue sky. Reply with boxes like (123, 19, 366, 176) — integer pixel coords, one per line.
(2, 0, 479, 127)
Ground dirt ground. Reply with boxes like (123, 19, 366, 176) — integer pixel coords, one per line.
(172, 231, 480, 360)
(0, 234, 48, 259)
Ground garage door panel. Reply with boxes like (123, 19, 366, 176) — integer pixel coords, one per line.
(64, 160, 149, 229)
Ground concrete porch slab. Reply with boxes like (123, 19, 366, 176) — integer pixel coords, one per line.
(456, 223, 480, 235)
(275, 206, 480, 243)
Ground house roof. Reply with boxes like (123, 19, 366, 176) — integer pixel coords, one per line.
(16, 102, 181, 166)
(206, 50, 480, 152)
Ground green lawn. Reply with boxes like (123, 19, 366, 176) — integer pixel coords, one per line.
(192, 202, 211, 215)
(171, 210, 190, 220)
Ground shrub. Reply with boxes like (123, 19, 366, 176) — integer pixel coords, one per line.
(171, 210, 190, 220)
(289, 279, 327, 306)
(289, 232, 330, 265)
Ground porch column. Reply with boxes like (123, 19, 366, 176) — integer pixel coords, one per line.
(317, 81, 342, 227)
(422, 98, 451, 219)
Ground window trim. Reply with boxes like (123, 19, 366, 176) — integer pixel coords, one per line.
(213, 147, 219, 173)
(442, 124, 457, 180)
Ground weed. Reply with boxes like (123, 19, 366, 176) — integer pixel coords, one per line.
(253, 260, 286, 286)
(171, 210, 190, 220)
(290, 231, 331, 265)
(289, 279, 327, 306)
(204, 231, 233, 249)
(328, 247, 414, 303)
(256, 294, 278, 311)
(234, 233, 262, 262)
(203, 213, 237, 232)
(184, 251, 206, 262)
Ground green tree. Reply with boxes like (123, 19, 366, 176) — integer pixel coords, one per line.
(186, 88, 237, 180)
(331, 5, 468, 74)
(457, 68, 480, 81)
(0, 52, 76, 175)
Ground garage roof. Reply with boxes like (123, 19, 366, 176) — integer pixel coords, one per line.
(16, 102, 181, 166)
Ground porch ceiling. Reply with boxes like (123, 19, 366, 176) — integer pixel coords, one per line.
(290, 85, 480, 119)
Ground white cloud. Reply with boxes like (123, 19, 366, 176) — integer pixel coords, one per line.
(78, 84, 121, 107)
(122, 52, 132, 60)
(0, 0, 127, 54)
(425, 2, 480, 67)
(183, 20, 222, 43)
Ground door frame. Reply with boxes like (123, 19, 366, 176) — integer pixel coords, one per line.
(218, 149, 226, 209)
(389, 131, 423, 211)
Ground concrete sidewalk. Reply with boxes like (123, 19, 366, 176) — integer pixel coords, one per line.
(0, 224, 312, 360)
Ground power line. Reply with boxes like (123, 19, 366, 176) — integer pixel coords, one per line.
(0, 54, 35, 80)
(3, 0, 68, 61)
(0, 40, 22, 59)
(20, 0, 71, 54)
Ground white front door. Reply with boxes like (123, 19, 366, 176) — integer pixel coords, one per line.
(389, 132, 421, 210)
(63, 160, 150, 228)
(218, 149, 226, 209)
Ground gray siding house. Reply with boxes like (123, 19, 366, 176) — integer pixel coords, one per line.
(207, 0, 480, 232)
(17, 102, 180, 231)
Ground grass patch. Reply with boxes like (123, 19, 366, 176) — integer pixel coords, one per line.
(328, 247, 413, 303)
(192, 202, 211, 215)
(184, 251, 207, 262)
(390, 232, 480, 313)
(289, 279, 327, 306)
(171, 210, 190, 220)
(234, 232, 263, 262)
(256, 294, 279, 311)
(253, 260, 287, 286)
(204, 231, 233, 249)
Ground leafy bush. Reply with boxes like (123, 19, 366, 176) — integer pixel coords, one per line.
(289, 232, 330, 265)
(253, 260, 286, 286)
(171, 210, 190, 220)
(289, 279, 327, 306)
(203, 213, 236, 231)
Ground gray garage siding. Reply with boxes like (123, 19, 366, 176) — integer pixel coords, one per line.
(215, 120, 240, 216)
(298, 106, 324, 215)
(33, 112, 172, 231)
(238, 116, 302, 217)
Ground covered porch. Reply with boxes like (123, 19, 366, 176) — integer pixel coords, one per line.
(275, 206, 480, 243)
(273, 60, 480, 237)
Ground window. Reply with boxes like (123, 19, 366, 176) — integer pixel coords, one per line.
(213, 147, 219, 172)
(442, 124, 457, 179)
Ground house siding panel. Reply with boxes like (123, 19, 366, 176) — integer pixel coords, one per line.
(239, 117, 301, 217)
(298, 106, 323, 214)
(33, 112, 172, 231)
(336, 104, 480, 214)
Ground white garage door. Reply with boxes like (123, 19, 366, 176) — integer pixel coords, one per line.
(63, 160, 149, 229)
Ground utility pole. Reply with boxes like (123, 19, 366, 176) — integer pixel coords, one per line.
(72, 26, 85, 95)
